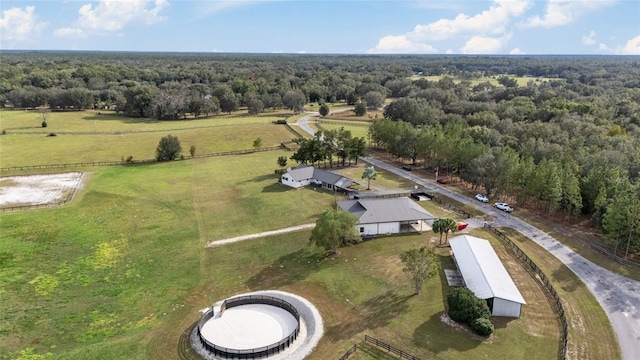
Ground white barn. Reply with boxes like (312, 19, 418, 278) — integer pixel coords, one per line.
(280, 165, 354, 192)
(337, 197, 434, 236)
(449, 235, 526, 318)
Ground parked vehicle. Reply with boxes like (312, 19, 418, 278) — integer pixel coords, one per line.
(475, 194, 489, 203)
(401, 165, 412, 171)
(436, 178, 448, 184)
(494, 202, 514, 212)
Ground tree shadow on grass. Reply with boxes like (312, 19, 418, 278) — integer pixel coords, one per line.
(238, 173, 279, 185)
(261, 183, 291, 193)
(244, 248, 334, 290)
(438, 253, 455, 309)
(413, 312, 481, 355)
(551, 264, 578, 293)
(326, 290, 411, 342)
(491, 316, 517, 329)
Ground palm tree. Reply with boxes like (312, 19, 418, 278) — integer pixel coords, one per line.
(442, 218, 459, 245)
(361, 166, 377, 190)
(432, 219, 445, 245)
(432, 218, 458, 245)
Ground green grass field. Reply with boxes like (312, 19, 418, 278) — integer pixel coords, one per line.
(0, 110, 299, 167)
(0, 110, 619, 360)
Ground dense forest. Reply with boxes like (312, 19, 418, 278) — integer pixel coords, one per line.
(1, 51, 639, 254)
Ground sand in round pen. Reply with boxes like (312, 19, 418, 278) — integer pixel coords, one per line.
(199, 304, 298, 350)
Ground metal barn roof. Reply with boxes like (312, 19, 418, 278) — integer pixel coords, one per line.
(449, 235, 526, 305)
(337, 197, 434, 224)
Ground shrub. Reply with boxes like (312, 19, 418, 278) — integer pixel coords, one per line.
(189, 145, 196, 157)
(447, 287, 490, 324)
(354, 102, 367, 116)
(156, 134, 182, 161)
(471, 317, 494, 336)
(275, 119, 287, 124)
(42, 120, 48, 128)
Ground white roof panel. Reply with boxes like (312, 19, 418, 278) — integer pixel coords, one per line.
(449, 235, 526, 304)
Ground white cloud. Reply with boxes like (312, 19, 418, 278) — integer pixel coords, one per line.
(618, 35, 640, 55)
(461, 35, 511, 54)
(55, 0, 169, 37)
(582, 30, 596, 45)
(510, 47, 525, 54)
(368, 0, 531, 54)
(598, 43, 611, 52)
(367, 35, 438, 54)
(0, 6, 47, 42)
(409, 0, 531, 42)
(522, 0, 616, 28)
(54, 27, 85, 38)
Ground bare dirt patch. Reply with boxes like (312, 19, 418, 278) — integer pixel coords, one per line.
(0, 172, 85, 209)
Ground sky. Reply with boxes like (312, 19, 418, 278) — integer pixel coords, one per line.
(1, 0, 639, 55)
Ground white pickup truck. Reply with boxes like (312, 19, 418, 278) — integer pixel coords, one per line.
(494, 202, 514, 212)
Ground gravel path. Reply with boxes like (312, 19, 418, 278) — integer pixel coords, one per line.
(206, 224, 315, 248)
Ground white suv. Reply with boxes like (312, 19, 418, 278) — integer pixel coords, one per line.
(494, 202, 513, 212)
(475, 194, 489, 203)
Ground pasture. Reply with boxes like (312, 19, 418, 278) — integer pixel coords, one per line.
(409, 74, 557, 87)
(0, 110, 617, 360)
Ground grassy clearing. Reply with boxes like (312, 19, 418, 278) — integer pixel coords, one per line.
(0, 110, 291, 133)
(409, 75, 556, 87)
(318, 121, 370, 139)
(0, 123, 296, 167)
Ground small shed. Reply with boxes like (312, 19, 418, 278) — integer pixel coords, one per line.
(449, 235, 526, 318)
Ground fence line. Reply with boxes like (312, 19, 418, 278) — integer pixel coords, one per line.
(318, 119, 371, 127)
(0, 145, 284, 173)
(484, 225, 568, 360)
(337, 344, 357, 360)
(527, 213, 640, 269)
(2, 121, 274, 136)
(197, 295, 300, 359)
(432, 197, 472, 218)
(282, 123, 306, 139)
(364, 335, 420, 360)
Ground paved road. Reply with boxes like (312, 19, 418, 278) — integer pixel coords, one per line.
(296, 116, 640, 357)
(293, 112, 318, 137)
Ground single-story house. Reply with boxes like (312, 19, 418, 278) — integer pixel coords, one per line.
(280, 164, 354, 192)
(336, 197, 434, 236)
(449, 235, 526, 318)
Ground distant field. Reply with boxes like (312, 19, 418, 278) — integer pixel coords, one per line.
(317, 120, 370, 139)
(0, 110, 299, 167)
(410, 74, 557, 87)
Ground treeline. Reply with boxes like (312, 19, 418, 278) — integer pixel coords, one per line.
(290, 128, 367, 167)
(2, 52, 639, 121)
(370, 68, 640, 254)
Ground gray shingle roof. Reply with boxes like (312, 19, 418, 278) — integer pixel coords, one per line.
(287, 165, 353, 189)
(449, 235, 526, 304)
(337, 197, 434, 224)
